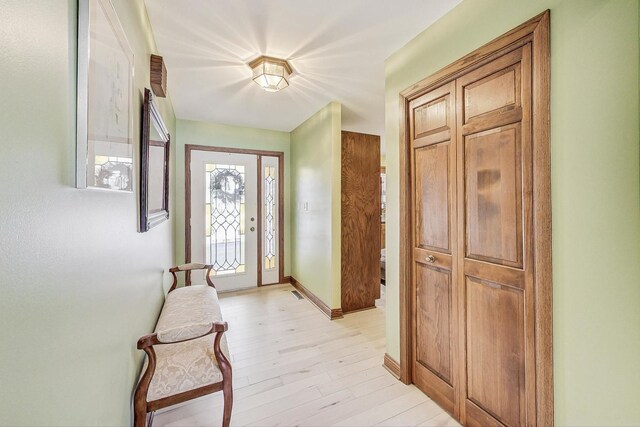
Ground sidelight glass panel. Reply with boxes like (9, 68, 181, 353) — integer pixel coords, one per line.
(205, 163, 246, 275)
(264, 166, 276, 270)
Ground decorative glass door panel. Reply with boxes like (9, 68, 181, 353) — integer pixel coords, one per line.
(264, 167, 275, 269)
(261, 156, 279, 284)
(205, 164, 246, 275)
(190, 151, 257, 291)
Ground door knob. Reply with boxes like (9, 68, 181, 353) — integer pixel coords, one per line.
(426, 255, 436, 263)
(250, 226, 255, 232)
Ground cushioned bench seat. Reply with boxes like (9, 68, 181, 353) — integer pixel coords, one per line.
(147, 285, 230, 401)
(133, 263, 233, 427)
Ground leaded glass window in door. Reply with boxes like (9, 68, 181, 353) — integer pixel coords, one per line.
(205, 163, 246, 275)
(264, 166, 277, 270)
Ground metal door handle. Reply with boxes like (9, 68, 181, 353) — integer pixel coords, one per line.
(425, 255, 436, 263)
(250, 226, 255, 232)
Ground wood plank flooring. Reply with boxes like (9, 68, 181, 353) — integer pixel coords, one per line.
(153, 284, 458, 427)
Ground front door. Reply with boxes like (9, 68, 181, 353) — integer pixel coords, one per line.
(190, 150, 258, 291)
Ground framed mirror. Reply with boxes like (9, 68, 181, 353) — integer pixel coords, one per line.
(140, 88, 170, 232)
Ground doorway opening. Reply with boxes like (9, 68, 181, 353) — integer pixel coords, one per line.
(185, 145, 285, 292)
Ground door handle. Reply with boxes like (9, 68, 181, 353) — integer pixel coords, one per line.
(425, 255, 436, 263)
(250, 226, 255, 232)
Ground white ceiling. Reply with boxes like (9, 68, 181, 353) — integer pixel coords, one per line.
(145, 0, 461, 136)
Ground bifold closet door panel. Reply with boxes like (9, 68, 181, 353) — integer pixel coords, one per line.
(410, 81, 460, 416)
(456, 44, 536, 427)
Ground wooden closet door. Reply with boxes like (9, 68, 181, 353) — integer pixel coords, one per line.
(409, 81, 459, 416)
(456, 45, 535, 427)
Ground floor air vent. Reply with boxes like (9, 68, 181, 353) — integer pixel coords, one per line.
(291, 290, 304, 300)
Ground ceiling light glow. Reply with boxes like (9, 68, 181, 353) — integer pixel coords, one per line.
(249, 56, 292, 92)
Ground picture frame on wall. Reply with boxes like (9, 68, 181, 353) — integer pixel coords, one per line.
(140, 88, 170, 232)
(76, 0, 135, 192)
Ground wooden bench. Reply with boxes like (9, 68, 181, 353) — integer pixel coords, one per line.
(133, 263, 233, 427)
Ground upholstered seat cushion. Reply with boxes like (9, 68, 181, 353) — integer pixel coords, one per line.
(145, 285, 229, 402)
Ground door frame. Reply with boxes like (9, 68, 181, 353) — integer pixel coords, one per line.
(398, 11, 552, 425)
(185, 144, 285, 286)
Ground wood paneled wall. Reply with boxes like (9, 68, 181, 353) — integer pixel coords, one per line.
(341, 131, 381, 313)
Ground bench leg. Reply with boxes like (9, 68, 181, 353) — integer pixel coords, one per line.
(214, 331, 233, 427)
(133, 401, 147, 427)
(222, 379, 233, 427)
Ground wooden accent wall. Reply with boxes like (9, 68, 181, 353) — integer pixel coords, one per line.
(381, 167, 386, 250)
(341, 131, 381, 313)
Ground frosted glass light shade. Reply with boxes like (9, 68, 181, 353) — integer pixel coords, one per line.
(249, 56, 292, 92)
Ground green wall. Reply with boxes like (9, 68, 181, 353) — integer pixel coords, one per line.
(0, 0, 176, 425)
(384, 0, 640, 425)
(174, 119, 292, 277)
(290, 102, 343, 308)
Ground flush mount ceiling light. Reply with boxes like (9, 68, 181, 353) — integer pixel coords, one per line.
(249, 56, 292, 92)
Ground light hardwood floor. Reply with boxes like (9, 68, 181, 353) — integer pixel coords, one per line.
(153, 284, 458, 427)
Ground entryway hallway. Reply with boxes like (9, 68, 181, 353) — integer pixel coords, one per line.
(153, 284, 459, 426)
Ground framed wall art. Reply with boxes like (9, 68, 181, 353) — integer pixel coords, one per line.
(76, 0, 135, 192)
(140, 88, 170, 232)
